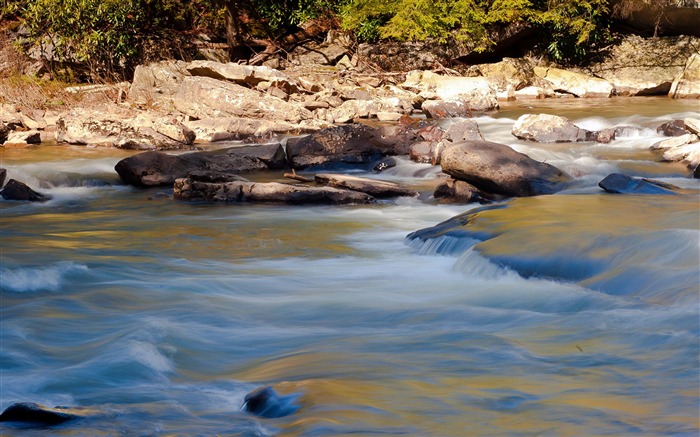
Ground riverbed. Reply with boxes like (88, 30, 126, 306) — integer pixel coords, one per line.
(1, 98, 698, 436)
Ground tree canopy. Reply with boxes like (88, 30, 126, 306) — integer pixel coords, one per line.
(1, 0, 674, 81)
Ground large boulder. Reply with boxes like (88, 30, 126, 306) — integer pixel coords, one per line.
(512, 113, 593, 142)
(115, 144, 286, 186)
(56, 106, 195, 150)
(186, 61, 299, 90)
(315, 173, 418, 198)
(0, 179, 50, 202)
(285, 123, 418, 169)
(173, 178, 375, 204)
(535, 67, 614, 98)
(598, 173, 680, 195)
(129, 60, 190, 104)
(582, 35, 700, 96)
(172, 76, 312, 123)
(185, 117, 297, 142)
(670, 53, 700, 99)
(440, 140, 572, 197)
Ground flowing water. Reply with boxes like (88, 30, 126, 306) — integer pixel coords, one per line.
(1, 98, 699, 436)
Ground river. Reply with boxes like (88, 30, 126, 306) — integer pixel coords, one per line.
(1, 98, 698, 436)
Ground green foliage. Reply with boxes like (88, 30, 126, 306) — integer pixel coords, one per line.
(341, 0, 614, 65)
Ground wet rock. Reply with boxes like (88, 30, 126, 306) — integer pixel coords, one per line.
(0, 402, 79, 426)
(656, 120, 688, 137)
(242, 387, 301, 419)
(440, 140, 572, 197)
(598, 173, 680, 195)
(0, 168, 6, 187)
(174, 177, 375, 204)
(409, 141, 440, 164)
(315, 173, 418, 198)
(286, 123, 416, 169)
(650, 133, 699, 151)
(3, 130, 41, 147)
(172, 76, 311, 123)
(670, 53, 700, 99)
(433, 178, 502, 204)
(115, 144, 286, 186)
(185, 170, 250, 183)
(512, 113, 592, 143)
(534, 66, 613, 98)
(0, 179, 50, 202)
(444, 119, 484, 143)
(373, 157, 397, 172)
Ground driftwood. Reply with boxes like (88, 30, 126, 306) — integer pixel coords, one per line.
(283, 172, 314, 183)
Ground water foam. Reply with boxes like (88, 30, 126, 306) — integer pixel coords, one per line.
(0, 261, 88, 292)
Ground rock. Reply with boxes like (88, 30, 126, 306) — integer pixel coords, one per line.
(694, 164, 700, 178)
(512, 113, 592, 142)
(3, 130, 41, 147)
(186, 61, 299, 91)
(290, 41, 349, 66)
(129, 60, 191, 104)
(514, 85, 553, 99)
(685, 118, 700, 135)
(409, 141, 439, 164)
(185, 170, 250, 183)
(0, 179, 50, 202)
(172, 76, 312, 123)
(242, 387, 301, 419)
(475, 58, 540, 92)
(582, 35, 699, 96)
(56, 106, 195, 150)
(376, 111, 403, 122)
(285, 123, 414, 169)
(657, 119, 689, 137)
(598, 173, 680, 195)
(174, 178, 375, 204)
(0, 402, 80, 426)
(315, 173, 418, 198)
(670, 54, 700, 99)
(594, 128, 617, 144)
(185, 117, 297, 142)
(433, 178, 502, 203)
(662, 141, 700, 168)
(440, 141, 572, 197)
(115, 144, 286, 186)
(535, 66, 613, 98)
(650, 133, 699, 151)
(0, 120, 8, 144)
(373, 157, 397, 172)
(329, 99, 373, 123)
(403, 71, 499, 113)
(444, 119, 484, 142)
(0, 168, 6, 187)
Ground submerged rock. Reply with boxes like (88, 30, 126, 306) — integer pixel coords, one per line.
(0, 179, 50, 202)
(0, 402, 80, 426)
(598, 173, 680, 195)
(242, 387, 301, 419)
(315, 173, 418, 198)
(440, 140, 572, 197)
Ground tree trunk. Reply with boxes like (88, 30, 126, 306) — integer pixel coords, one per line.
(225, 1, 248, 61)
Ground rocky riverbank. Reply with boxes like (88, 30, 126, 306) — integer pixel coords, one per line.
(1, 34, 699, 203)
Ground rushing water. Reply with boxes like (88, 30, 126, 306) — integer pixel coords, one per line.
(1, 98, 699, 436)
